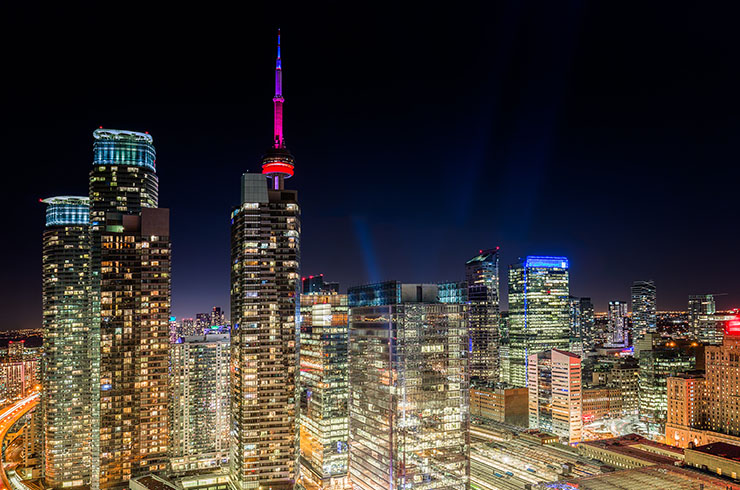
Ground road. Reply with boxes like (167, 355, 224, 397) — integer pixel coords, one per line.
(0, 394, 39, 490)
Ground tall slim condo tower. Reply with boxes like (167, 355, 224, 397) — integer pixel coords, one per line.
(42, 197, 92, 489)
(631, 280, 656, 337)
(89, 129, 170, 488)
(230, 31, 301, 490)
(465, 248, 501, 385)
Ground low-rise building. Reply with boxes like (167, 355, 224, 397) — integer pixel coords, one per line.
(470, 385, 528, 427)
(685, 442, 740, 480)
(577, 434, 684, 470)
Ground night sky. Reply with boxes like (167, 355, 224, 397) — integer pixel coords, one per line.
(4, 3, 739, 330)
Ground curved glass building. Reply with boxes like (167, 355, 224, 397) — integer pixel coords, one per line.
(42, 196, 92, 489)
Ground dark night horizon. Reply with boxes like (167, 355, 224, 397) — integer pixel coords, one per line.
(3, 3, 739, 330)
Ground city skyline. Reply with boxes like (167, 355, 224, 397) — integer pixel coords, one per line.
(5, 5, 740, 329)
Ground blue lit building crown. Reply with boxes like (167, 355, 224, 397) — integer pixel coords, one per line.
(525, 256, 569, 269)
(42, 196, 89, 227)
(93, 128, 156, 171)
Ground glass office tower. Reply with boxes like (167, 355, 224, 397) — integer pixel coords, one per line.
(229, 31, 300, 490)
(465, 248, 501, 385)
(41, 197, 92, 489)
(170, 334, 230, 473)
(89, 129, 170, 488)
(347, 282, 469, 490)
(631, 280, 656, 337)
(508, 256, 571, 387)
(297, 281, 350, 490)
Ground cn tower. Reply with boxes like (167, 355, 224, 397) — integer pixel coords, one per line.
(262, 29, 295, 190)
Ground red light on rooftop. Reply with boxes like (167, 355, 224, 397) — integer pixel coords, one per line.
(99, 126, 103, 129)
(726, 317, 740, 337)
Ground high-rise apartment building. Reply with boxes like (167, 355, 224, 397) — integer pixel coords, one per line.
(466, 248, 500, 385)
(41, 196, 92, 489)
(170, 334, 230, 473)
(89, 128, 170, 488)
(527, 349, 582, 444)
(229, 31, 300, 490)
(607, 301, 629, 347)
(297, 279, 349, 490)
(347, 282, 469, 490)
(631, 280, 656, 337)
(508, 256, 571, 387)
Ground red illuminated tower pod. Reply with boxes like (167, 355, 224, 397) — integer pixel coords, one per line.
(262, 29, 295, 190)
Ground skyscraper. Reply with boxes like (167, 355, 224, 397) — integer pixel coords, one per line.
(607, 300, 629, 347)
(527, 349, 582, 444)
(229, 31, 300, 490)
(631, 280, 656, 337)
(297, 278, 349, 490)
(508, 256, 571, 387)
(579, 297, 595, 349)
(41, 196, 92, 489)
(465, 248, 500, 385)
(89, 128, 170, 488)
(169, 334, 230, 473)
(347, 282, 469, 490)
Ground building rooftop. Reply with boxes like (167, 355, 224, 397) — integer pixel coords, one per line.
(537, 464, 740, 489)
(579, 433, 684, 465)
(690, 442, 740, 462)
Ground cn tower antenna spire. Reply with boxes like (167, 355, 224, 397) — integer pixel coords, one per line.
(262, 29, 295, 190)
(273, 29, 284, 148)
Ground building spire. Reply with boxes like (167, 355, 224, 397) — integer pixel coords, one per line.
(273, 29, 284, 148)
(262, 29, 295, 190)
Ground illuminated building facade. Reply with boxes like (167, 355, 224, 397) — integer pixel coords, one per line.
(592, 357, 639, 414)
(229, 31, 300, 490)
(437, 281, 468, 305)
(347, 282, 469, 490)
(667, 316, 740, 448)
(508, 256, 571, 387)
(41, 196, 92, 489)
(170, 334, 230, 473)
(688, 294, 719, 344)
(638, 336, 695, 429)
(607, 300, 629, 347)
(579, 297, 595, 349)
(631, 280, 656, 337)
(527, 349, 582, 444)
(7, 340, 25, 361)
(297, 280, 349, 490)
(89, 128, 170, 488)
(466, 248, 501, 385)
(470, 386, 528, 426)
